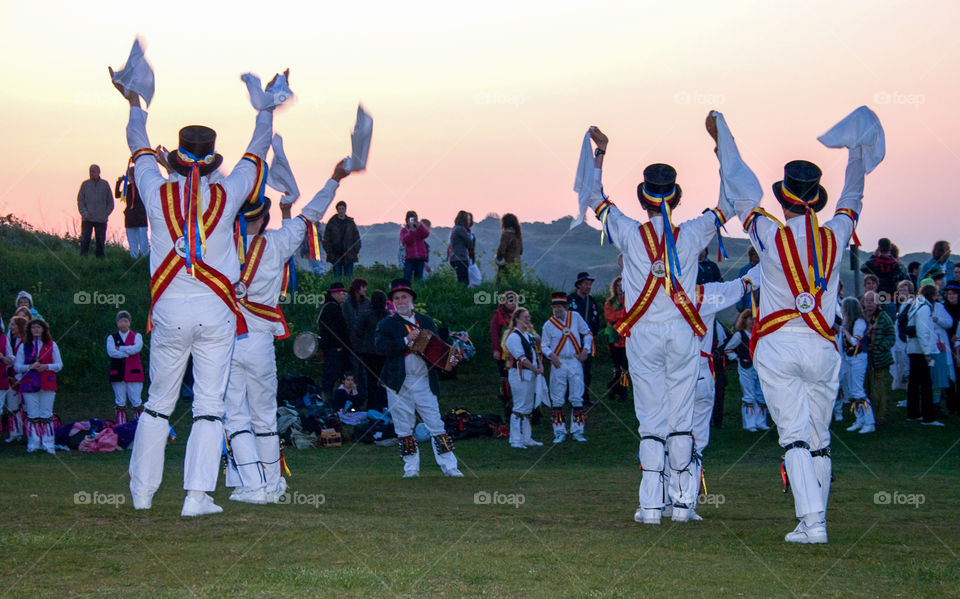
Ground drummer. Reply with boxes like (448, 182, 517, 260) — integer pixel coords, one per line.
(374, 278, 463, 478)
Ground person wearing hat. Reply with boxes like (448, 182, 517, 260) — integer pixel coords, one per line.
(106, 310, 144, 425)
(223, 159, 351, 504)
(317, 281, 351, 401)
(15, 291, 41, 321)
(714, 106, 885, 543)
(374, 279, 463, 477)
(582, 126, 732, 524)
(111, 67, 291, 516)
(567, 272, 600, 405)
(541, 292, 592, 443)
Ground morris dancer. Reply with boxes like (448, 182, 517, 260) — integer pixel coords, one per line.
(224, 159, 350, 504)
(503, 307, 544, 449)
(583, 127, 733, 524)
(713, 106, 884, 543)
(14, 319, 62, 454)
(374, 279, 463, 478)
(106, 310, 144, 424)
(4, 315, 28, 443)
(111, 66, 290, 516)
(541, 292, 592, 444)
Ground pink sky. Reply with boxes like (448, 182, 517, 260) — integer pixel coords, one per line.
(1, 1, 958, 254)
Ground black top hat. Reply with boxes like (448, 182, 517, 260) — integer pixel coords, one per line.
(575, 272, 595, 287)
(637, 163, 682, 212)
(773, 160, 828, 214)
(241, 197, 271, 221)
(168, 125, 224, 177)
(327, 282, 347, 293)
(388, 278, 416, 300)
(551, 291, 568, 305)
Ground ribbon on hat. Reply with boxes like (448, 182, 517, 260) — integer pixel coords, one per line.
(298, 215, 322, 260)
(175, 147, 213, 276)
(780, 184, 827, 290)
(641, 185, 681, 294)
(704, 207, 728, 262)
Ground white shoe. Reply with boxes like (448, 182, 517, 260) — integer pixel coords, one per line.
(746, 427, 758, 432)
(633, 508, 661, 525)
(266, 478, 288, 503)
(132, 493, 153, 510)
(572, 432, 587, 443)
(756, 421, 771, 431)
(784, 520, 828, 544)
(229, 487, 268, 505)
(509, 442, 528, 449)
(662, 504, 673, 518)
(858, 424, 876, 434)
(5, 434, 22, 443)
(523, 438, 543, 447)
(553, 433, 566, 444)
(833, 404, 843, 422)
(181, 494, 223, 517)
(442, 468, 464, 478)
(402, 471, 420, 478)
(921, 420, 946, 427)
(672, 507, 703, 522)
(896, 400, 907, 408)
(845, 421, 862, 432)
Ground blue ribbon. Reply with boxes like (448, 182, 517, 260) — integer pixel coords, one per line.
(286, 256, 297, 293)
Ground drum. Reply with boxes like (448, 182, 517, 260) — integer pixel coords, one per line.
(293, 332, 322, 361)
(411, 329, 458, 371)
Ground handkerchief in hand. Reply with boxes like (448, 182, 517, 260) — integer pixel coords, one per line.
(345, 105, 373, 173)
(570, 127, 596, 229)
(714, 112, 763, 202)
(241, 72, 294, 111)
(818, 106, 886, 173)
(267, 134, 300, 204)
(112, 38, 155, 107)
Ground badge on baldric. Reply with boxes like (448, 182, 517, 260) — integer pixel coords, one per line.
(795, 292, 816, 314)
(562, 328, 571, 335)
(174, 236, 205, 259)
(234, 281, 248, 300)
(651, 259, 666, 278)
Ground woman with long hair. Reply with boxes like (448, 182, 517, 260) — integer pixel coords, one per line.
(724, 310, 769, 431)
(448, 211, 473, 285)
(602, 276, 629, 402)
(14, 319, 62, 453)
(495, 213, 523, 282)
(4, 314, 29, 443)
(502, 307, 544, 448)
(400, 210, 430, 281)
(840, 297, 875, 434)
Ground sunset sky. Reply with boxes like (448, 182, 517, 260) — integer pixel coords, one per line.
(1, 0, 957, 254)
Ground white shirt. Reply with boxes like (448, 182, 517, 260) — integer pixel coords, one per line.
(697, 267, 760, 356)
(504, 329, 540, 369)
(106, 330, 143, 359)
(541, 310, 592, 359)
(398, 313, 429, 379)
(904, 298, 938, 356)
(126, 106, 273, 298)
(14, 341, 63, 374)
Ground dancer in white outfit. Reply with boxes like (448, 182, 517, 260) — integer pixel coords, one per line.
(840, 297, 876, 434)
(503, 307, 545, 449)
(540, 292, 592, 444)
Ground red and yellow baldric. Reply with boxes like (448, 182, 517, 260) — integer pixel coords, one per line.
(547, 312, 583, 355)
(615, 222, 707, 338)
(748, 208, 839, 354)
(237, 235, 290, 340)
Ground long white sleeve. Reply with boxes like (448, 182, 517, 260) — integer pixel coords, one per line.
(106, 335, 126, 359)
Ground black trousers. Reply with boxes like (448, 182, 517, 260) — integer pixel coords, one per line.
(79, 220, 106, 257)
(451, 259, 469, 285)
(907, 353, 935, 422)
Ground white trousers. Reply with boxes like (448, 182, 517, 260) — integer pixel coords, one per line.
(754, 330, 839, 519)
(548, 357, 584, 408)
(111, 381, 143, 408)
(23, 391, 55, 419)
(126, 226, 149, 258)
(386, 373, 457, 474)
(627, 319, 699, 509)
(508, 369, 536, 415)
(224, 331, 280, 492)
(129, 296, 236, 498)
(692, 356, 715, 452)
(842, 353, 868, 399)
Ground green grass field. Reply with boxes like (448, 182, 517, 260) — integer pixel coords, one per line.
(1, 218, 958, 597)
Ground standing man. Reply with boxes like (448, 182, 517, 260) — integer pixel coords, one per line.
(77, 164, 114, 258)
(584, 126, 730, 525)
(111, 66, 289, 517)
(115, 162, 149, 258)
(374, 279, 463, 478)
(696, 249, 723, 285)
(541, 292, 592, 443)
(323, 200, 361, 277)
(567, 272, 600, 405)
(715, 106, 884, 543)
(225, 159, 352, 504)
(862, 290, 895, 426)
(317, 282, 351, 401)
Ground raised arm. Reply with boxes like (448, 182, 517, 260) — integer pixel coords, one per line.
(270, 160, 349, 260)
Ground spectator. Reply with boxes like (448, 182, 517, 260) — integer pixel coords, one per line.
(861, 291, 895, 426)
(77, 164, 114, 258)
(490, 291, 519, 410)
(862, 274, 880, 296)
(696, 248, 723, 285)
(941, 281, 960, 416)
(317, 282, 351, 399)
(15, 291, 41, 320)
(331, 372, 359, 411)
(400, 211, 430, 281)
(860, 237, 905, 296)
(496, 213, 523, 282)
(448, 210, 474, 285)
(724, 310, 768, 431)
(115, 162, 149, 258)
(357, 290, 390, 410)
(903, 281, 943, 426)
(954, 264, 960, 284)
(839, 297, 875, 434)
(602, 275, 629, 402)
(466, 212, 482, 286)
(568, 272, 601, 406)
(736, 246, 760, 311)
(931, 281, 955, 410)
(907, 261, 921, 289)
(919, 241, 954, 282)
(929, 268, 947, 293)
(891, 279, 915, 395)
(323, 200, 361, 278)
(342, 278, 369, 394)
(421, 219, 434, 276)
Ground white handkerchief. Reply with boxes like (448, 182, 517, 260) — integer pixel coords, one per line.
(535, 374, 550, 408)
(345, 105, 373, 172)
(818, 106, 886, 173)
(267, 134, 300, 204)
(571, 127, 596, 229)
(241, 72, 294, 111)
(112, 38, 155, 107)
(714, 111, 763, 202)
